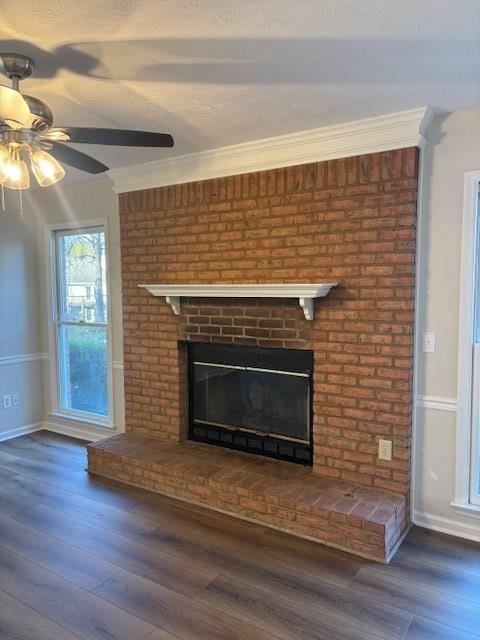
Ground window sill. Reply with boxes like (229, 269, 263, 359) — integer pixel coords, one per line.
(49, 412, 114, 430)
(451, 501, 480, 519)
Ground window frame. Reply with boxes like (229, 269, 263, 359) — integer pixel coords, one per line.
(454, 170, 480, 514)
(46, 218, 114, 429)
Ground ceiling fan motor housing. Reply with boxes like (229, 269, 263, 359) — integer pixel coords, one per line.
(0, 53, 35, 82)
(0, 54, 52, 132)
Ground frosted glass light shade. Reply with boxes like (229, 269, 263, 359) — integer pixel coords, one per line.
(3, 150, 30, 190)
(0, 145, 7, 184)
(31, 148, 65, 186)
(0, 86, 32, 129)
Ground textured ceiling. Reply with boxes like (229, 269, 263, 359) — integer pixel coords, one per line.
(1, 0, 479, 177)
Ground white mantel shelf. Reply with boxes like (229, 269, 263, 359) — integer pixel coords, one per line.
(138, 283, 337, 320)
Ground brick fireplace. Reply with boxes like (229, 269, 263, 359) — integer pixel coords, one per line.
(88, 147, 418, 562)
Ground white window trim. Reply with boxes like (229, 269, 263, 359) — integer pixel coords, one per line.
(453, 170, 480, 514)
(45, 217, 115, 429)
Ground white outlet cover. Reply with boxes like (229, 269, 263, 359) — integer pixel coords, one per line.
(378, 439, 393, 461)
(12, 393, 20, 407)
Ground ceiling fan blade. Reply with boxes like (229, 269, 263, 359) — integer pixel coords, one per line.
(0, 85, 32, 128)
(59, 127, 174, 147)
(41, 128, 71, 142)
(50, 142, 109, 174)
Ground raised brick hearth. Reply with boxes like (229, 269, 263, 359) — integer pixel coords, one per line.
(88, 434, 407, 562)
(88, 148, 418, 562)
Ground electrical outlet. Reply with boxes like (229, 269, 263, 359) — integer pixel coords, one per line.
(12, 393, 20, 407)
(378, 439, 392, 461)
(2, 394, 12, 409)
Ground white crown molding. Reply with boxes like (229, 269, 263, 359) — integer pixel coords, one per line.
(109, 107, 434, 194)
(139, 282, 337, 320)
(0, 353, 49, 367)
(416, 394, 458, 412)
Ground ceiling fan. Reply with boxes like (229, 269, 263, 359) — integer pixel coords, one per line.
(0, 52, 174, 191)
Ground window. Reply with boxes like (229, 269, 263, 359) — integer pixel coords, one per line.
(455, 171, 480, 512)
(50, 223, 112, 424)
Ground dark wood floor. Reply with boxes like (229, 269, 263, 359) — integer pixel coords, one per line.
(0, 433, 479, 640)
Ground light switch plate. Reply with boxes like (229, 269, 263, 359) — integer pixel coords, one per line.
(423, 332, 436, 353)
(12, 393, 20, 407)
(2, 394, 12, 409)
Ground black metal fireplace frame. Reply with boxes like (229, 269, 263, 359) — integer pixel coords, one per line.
(186, 342, 313, 465)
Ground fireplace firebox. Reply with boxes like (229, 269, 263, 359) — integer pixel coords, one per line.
(187, 343, 313, 464)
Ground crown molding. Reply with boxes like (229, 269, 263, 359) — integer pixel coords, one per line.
(109, 106, 434, 194)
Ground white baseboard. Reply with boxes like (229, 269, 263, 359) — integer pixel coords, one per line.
(0, 422, 43, 442)
(43, 420, 113, 443)
(0, 420, 115, 444)
(413, 510, 480, 543)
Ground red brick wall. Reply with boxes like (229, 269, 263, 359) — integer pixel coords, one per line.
(119, 148, 418, 495)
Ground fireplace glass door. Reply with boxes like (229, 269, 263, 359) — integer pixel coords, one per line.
(193, 363, 310, 443)
(188, 343, 313, 464)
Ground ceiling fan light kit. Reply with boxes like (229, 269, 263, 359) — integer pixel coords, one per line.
(0, 52, 174, 212)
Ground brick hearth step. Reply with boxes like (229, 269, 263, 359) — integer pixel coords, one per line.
(88, 434, 408, 563)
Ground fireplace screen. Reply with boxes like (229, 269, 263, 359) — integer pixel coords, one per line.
(188, 343, 313, 464)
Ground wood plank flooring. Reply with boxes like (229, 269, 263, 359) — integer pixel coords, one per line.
(0, 431, 479, 640)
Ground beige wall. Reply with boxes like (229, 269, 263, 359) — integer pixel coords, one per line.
(29, 177, 124, 440)
(0, 192, 44, 437)
(414, 106, 480, 540)
(0, 177, 123, 441)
